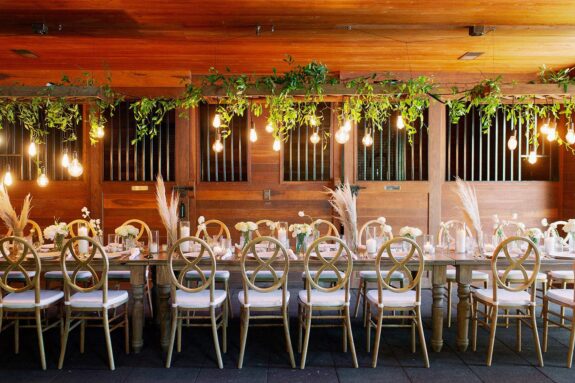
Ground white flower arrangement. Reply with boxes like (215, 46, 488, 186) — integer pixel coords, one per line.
(115, 224, 139, 238)
(563, 219, 575, 234)
(298, 210, 314, 223)
(81, 206, 103, 237)
(197, 215, 206, 232)
(44, 221, 68, 241)
(525, 227, 543, 242)
(289, 223, 313, 238)
(234, 221, 257, 232)
(266, 221, 278, 231)
(399, 226, 422, 239)
(376, 217, 392, 234)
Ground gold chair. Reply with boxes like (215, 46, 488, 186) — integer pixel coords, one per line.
(440, 219, 488, 328)
(353, 219, 403, 326)
(6, 219, 44, 244)
(186, 219, 232, 317)
(238, 236, 295, 368)
(471, 236, 544, 367)
(312, 218, 339, 237)
(66, 219, 97, 237)
(298, 236, 358, 369)
(366, 237, 429, 368)
(254, 219, 277, 237)
(542, 263, 575, 368)
(58, 236, 130, 371)
(107, 219, 154, 317)
(0, 237, 63, 370)
(165, 236, 227, 369)
(545, 221, 573, 320)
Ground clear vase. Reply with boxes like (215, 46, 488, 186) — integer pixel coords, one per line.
(296, 234, 307, 255)
(570, 233, 575, 253)
(123, 236, 136, 250)
(55, 234, 65, 252)
(240, 231, 252, 250)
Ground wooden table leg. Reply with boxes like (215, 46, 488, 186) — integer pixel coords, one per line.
(157, 264, 172, 352)
(129, 265, 145, 353)
(456, 265, 473, 352)
(431, 265, 447, 352)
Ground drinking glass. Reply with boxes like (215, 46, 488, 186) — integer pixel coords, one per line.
(365, 226, 378, 256)
(149, 230, 159, 254)
(276, 221, 288, 247)
(179, 221, 191, 252)
(423, 234, 435, 255)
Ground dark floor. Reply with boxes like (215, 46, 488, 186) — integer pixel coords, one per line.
(1, 289, 574, 383)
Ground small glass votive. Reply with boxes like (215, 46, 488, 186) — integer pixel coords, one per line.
(423, 234, 435, 255)
(108, 234, 121, 252)
(179, 221, 191, 252)
(276, 221, 288, 247)
(365, 227, 378, 257)
(149, 230, 159, 254)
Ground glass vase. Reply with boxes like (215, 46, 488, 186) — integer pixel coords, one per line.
(123, 236, 136, 250)
(570, 233, 575, 253)
(55, 233, 65, 252)
(296, 234, 307, 255)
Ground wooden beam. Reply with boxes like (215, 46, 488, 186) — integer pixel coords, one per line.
(428, 99, 446, 236)
(0, 86, 102, 98)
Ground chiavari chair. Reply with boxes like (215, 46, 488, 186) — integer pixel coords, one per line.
(302, 219, 344, 288)
(6, 218, 44, 245)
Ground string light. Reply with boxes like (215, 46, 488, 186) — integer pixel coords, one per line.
(3, 165, 13, 186)
(547, 126, 557, 142)
(212, 113, 221, 129)
(310, 130, 320, 145)
(68, 151, 84, 177)
(342, 119, 352, 133)
(507, 132, 518, 151)
(362, 129, 373, 147)
(37, 167, 49, 187)
(212, 133, 223, 153)
(309, 115, 318, 127)
(61, 149, 70, 168)
(96, 124, 105, 138)
(528, 150, 537, 164)
(540, 118, 550, 135)
(265, 121, 274, 133)
(335, 128, 350, 144)
(272, 138, 281, 152)
(396, 115, 405, 130)
(249, 122, 258, 143)
(566, 124, 575, 145)
(28, 142, 37, 156)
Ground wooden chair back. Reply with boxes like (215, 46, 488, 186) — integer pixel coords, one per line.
(312, 219, 339, 237)
(195, 219, 231, 241)
(358, 219, 393, 245)
(493, 220, 526, 239)
(254, 219, 276, 237)
(6, 219, 44, 244)
(121, 219, 152, 242)
(0, 237, 40, 301)
(67, 219, 97, 237)
(438, 219, 473, 244)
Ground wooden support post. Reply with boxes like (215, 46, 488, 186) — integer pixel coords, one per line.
(428, 100, 446, 237)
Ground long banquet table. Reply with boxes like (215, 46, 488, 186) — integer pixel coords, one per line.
(3, 249, 574, 356)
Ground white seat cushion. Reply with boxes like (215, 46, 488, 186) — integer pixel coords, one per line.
(175, 289, 227, 309)
(359, 270, 404, 281)
(472, 289, 532, 307)
(366, 289, 418, 308)
(69, 290, 129, 309)
(238, 290, 289, 308)
(549, 270, 575, 281)
(185, 270, 230, 281)
(446, 269, 489, 281)
(107, 270, 131, 280)
(298, 290, 347, 307)
(302, 270, 344, 281)
(0, 271, 36, 280)
(498, 270, 547, 282)
(546, 289, 575, 306)
(45, 271, 92, 280)
(2, 290, 63, 309)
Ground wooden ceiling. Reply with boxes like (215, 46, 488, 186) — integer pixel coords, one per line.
(1, 1, 575, 86)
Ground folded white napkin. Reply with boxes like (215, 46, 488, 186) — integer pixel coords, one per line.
(129, 248, 140, 260)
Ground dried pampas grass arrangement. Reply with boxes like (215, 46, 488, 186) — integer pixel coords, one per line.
(0, 185, 31, 237)
(155, 174, 179, 245)
(326, 181, 358, 252)
(454, 177, 483, 250)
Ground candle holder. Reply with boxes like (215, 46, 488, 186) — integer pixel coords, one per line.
(179, 221, 191, 253)
(276, 221, 288, 248)
(455, 222, 467, 254)
(423, 234, 435, 255)
(149, 230, 159, 254)
(365, 226, 378, 258)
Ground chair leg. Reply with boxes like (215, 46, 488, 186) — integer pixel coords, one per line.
(58, 307, 72, 369)
(210, 306, 223, 369)
(282, 306, 296, 368)
(222, 303, 228, 354)
(516, 310, 522, 352)
(471, 299, 478, 352)
(80, 319, 85, 353)
(366, 302, 372, 353)
(300, 306, 312, 369)
(362, 281, 368, 327)
(124, 306, 130, 354)
(353, 277, 362, 318)
(35, 308, 47, 370)
(238, 307, 250, 369)
(371, 309, 383, 368)
(568, 312, 575, 368)
(102, 309, 116, 370)
(530, 307, 544, 367)
(177, 317, 182, 353)
(344, 305, 358, 368)
(225, 280, 233, 319)
(447, 281, 453, 328)
(342, 309, 348, 353)
(416, 307, 430, 368)
(297, 304, 303, 353)
(411, 313, 416, 353)
(542, 298, 549, 352)
(146, 274, 154, 318)
(486, 306, 498, 366)
(165, 307, 178, 368)
(561, 282, 567, 326)
(14, 318, 19, 354)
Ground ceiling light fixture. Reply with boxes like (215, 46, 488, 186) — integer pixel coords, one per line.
(28, 141, 37, 156)
(396, 115, 405, 130)
(37, 167, 49, 187)
(507, 131, 518, 151)
(212, 133, 223, 153)
(212, 113, 221, 129)
(3, 165, 13, 186)
(335, 128, 350, 144)
(310, 130, 320, 145)
(528, 150, 537, 164)
(68, 152, 84, 177)
(362, 129, 374, 147)
(273, 138, 281, 152)
(61, 149, 70, 168)
(249, 122, 258, 143)
(567, 123, 575, 145)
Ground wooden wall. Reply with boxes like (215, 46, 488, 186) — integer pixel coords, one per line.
(4, 99, 569, 242)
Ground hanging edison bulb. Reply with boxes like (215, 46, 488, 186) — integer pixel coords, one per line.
(547, 126, 557, 142)
(566, 124, 575, 145)
(272, 138, 281, 152)
(540, 118, 550, 135)
(342, 119, 352, 133)
(3, 165, 13, 186)
(310, 130, 320, 145)
(61, 149, 70, 168)
(28, 141, 37, 156)
(249, 122, 258, 143)
(265, 121, 274, 133)
(309, 115, 318, 127)
(212, 133, 223, 153)
(37, 167, 49, 187)
(362, 129, 374, 147)
(68, 151, 84, 177)
(212, 113, 221, 129)
(96, 124, 105, 138)
(396, 114, 405, 130)
(528, 150, 537, 164)
(335, 128, 350, 144)
(507, 132, 518, 151)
